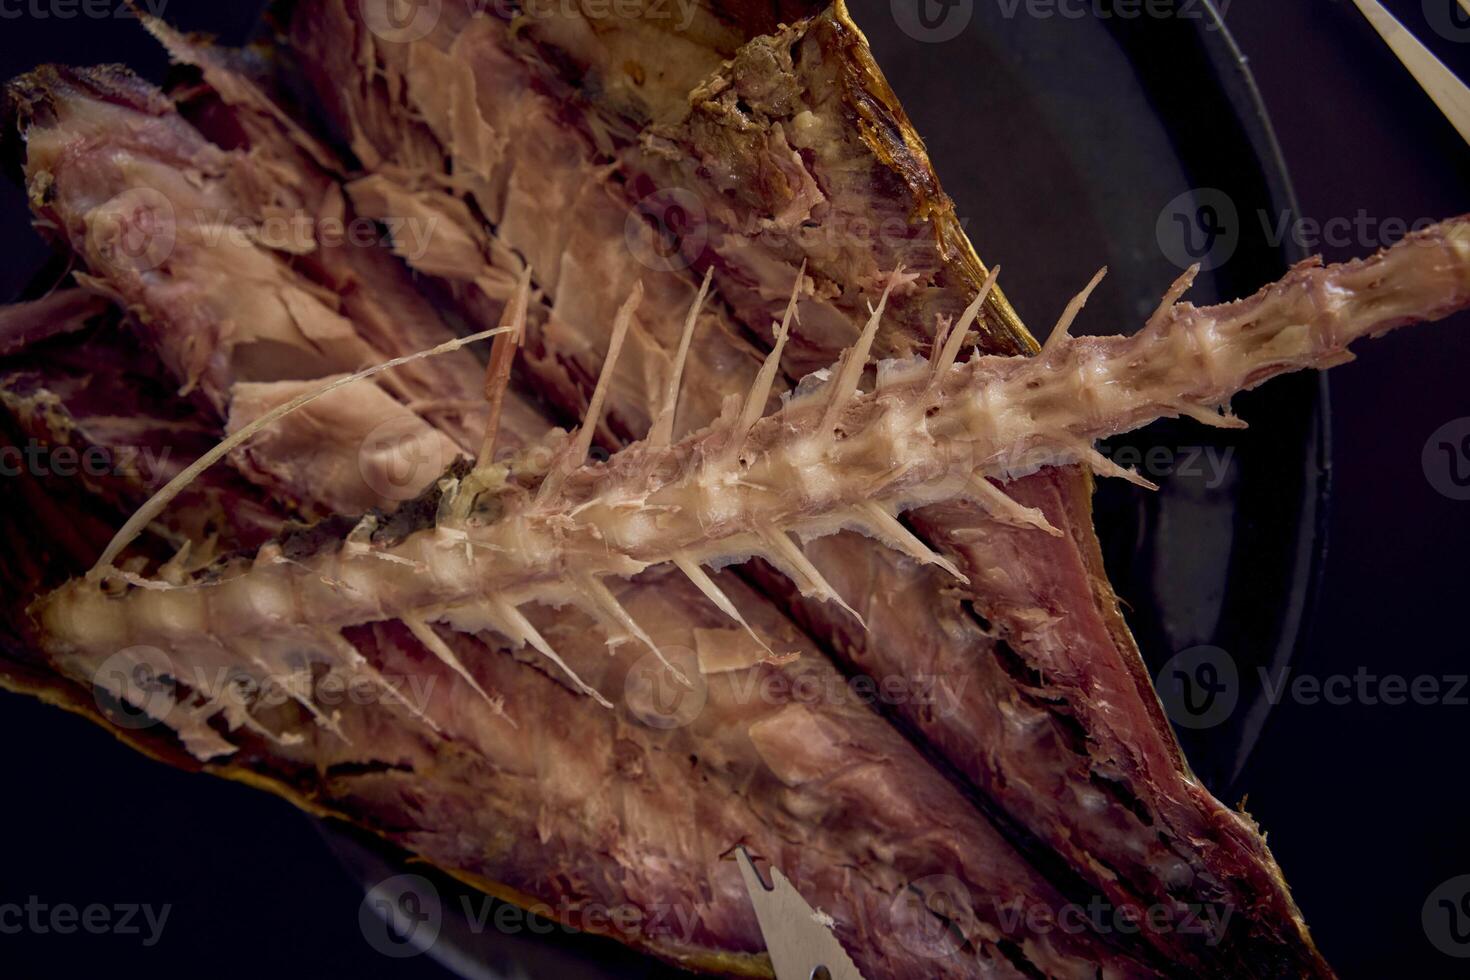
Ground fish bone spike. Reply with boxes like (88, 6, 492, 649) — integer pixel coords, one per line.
(474, 266, 534, 470)
(89, 322, 511, 576)
(490, 598, 614, 709)
(1173, 401, 1249, 430)
(323, 630, 442, 732)
(759, 528, 866, 628)
(731, 268, 804, 450)
(1075, 442, 1160, 491)
(241, 648, 348, 741)
(1041, 266, 1108, 358)
(820, 275, 898, 433)
(406, 617, 516, 726)
(572, 281, 643, 464)
(576, 575, 692, 688)
(672, 553, 776, 657)
(202, 691, 278, 748)
(1148, 263, 1201, 329)
(858, 502, 969, 584)
(963, 474, 1062, 537)
(930, 265, 1000, 388)
(648, 268, 713, 449)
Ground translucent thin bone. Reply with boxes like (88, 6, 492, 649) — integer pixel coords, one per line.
(571, 282, 642, 465)
(577, 575, 691, 688)
(672, 553, 776, 657)
(648, 269, 713, 450)
(761, 529, 865, 627)
(929, 265, 1000, 389)
(490, 598, 614, 709)
(732, 269, 803, 450)
(323, 631, 442, 733)
(406, 616, 516, 726)
(1040, 266, 1107, 358)
(241, 650, 348, 741)
(1075, 443, 1159, 491)
(819, 275, 896, 434)
(1147, 264, 1200, 330)
(1172, 402, 1249, 430)
(963, 474, 1062, 537)
(91, 324, 510, 575)
(859, 502, 968, 584)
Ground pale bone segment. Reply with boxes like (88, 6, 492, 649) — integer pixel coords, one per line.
(35, 217, 1470, 697)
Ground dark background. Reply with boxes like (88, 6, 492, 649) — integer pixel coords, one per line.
(0, 1, 1466, 977)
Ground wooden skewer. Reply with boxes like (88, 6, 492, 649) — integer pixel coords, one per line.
(1351, 0, 1470, 146)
